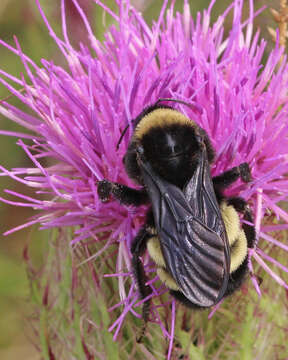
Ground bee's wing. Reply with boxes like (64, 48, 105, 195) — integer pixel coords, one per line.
(139, 148, 230, 307)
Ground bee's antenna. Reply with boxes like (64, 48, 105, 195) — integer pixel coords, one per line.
(155, 98, 193, 108)
(116, 123, 130, 150)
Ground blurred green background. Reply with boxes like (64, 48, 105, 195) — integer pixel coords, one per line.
(0, 0, 282, 359)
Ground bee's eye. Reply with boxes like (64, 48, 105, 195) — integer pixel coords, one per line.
(136, 145, 144, 154)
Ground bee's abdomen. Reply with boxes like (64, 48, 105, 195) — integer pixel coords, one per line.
(147, 234, 180, 291)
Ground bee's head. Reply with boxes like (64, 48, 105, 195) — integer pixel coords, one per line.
(123, 106, 215, 187)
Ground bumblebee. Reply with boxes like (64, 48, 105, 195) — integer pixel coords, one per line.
(98, 100, 255, 335)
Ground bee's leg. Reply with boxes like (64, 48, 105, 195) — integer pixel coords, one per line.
(130, 210, 155, 342)
(97, 180, 148, 205)
(213, 162, 251, 193)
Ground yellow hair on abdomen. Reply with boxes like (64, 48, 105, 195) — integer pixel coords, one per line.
(147, 201, 248, 280)
(220, 201, 248, 273)
(230, 230, 248, 273)
(134, 108, 195, 139)
(157, 268, 179, 291)
(220, 201, 241, 246)
(147, 236, 166, 268)
(147, 236, 179, 291)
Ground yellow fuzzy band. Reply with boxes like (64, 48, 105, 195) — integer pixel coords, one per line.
(147, 236, 166, 268)
(230, 230, 248, 273)
(157, 268, 179, 291)
(220, 201, 241, 246)
(134, 108, 195, 139)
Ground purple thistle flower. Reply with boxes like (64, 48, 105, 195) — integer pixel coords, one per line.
(1, 0, 288, 357)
